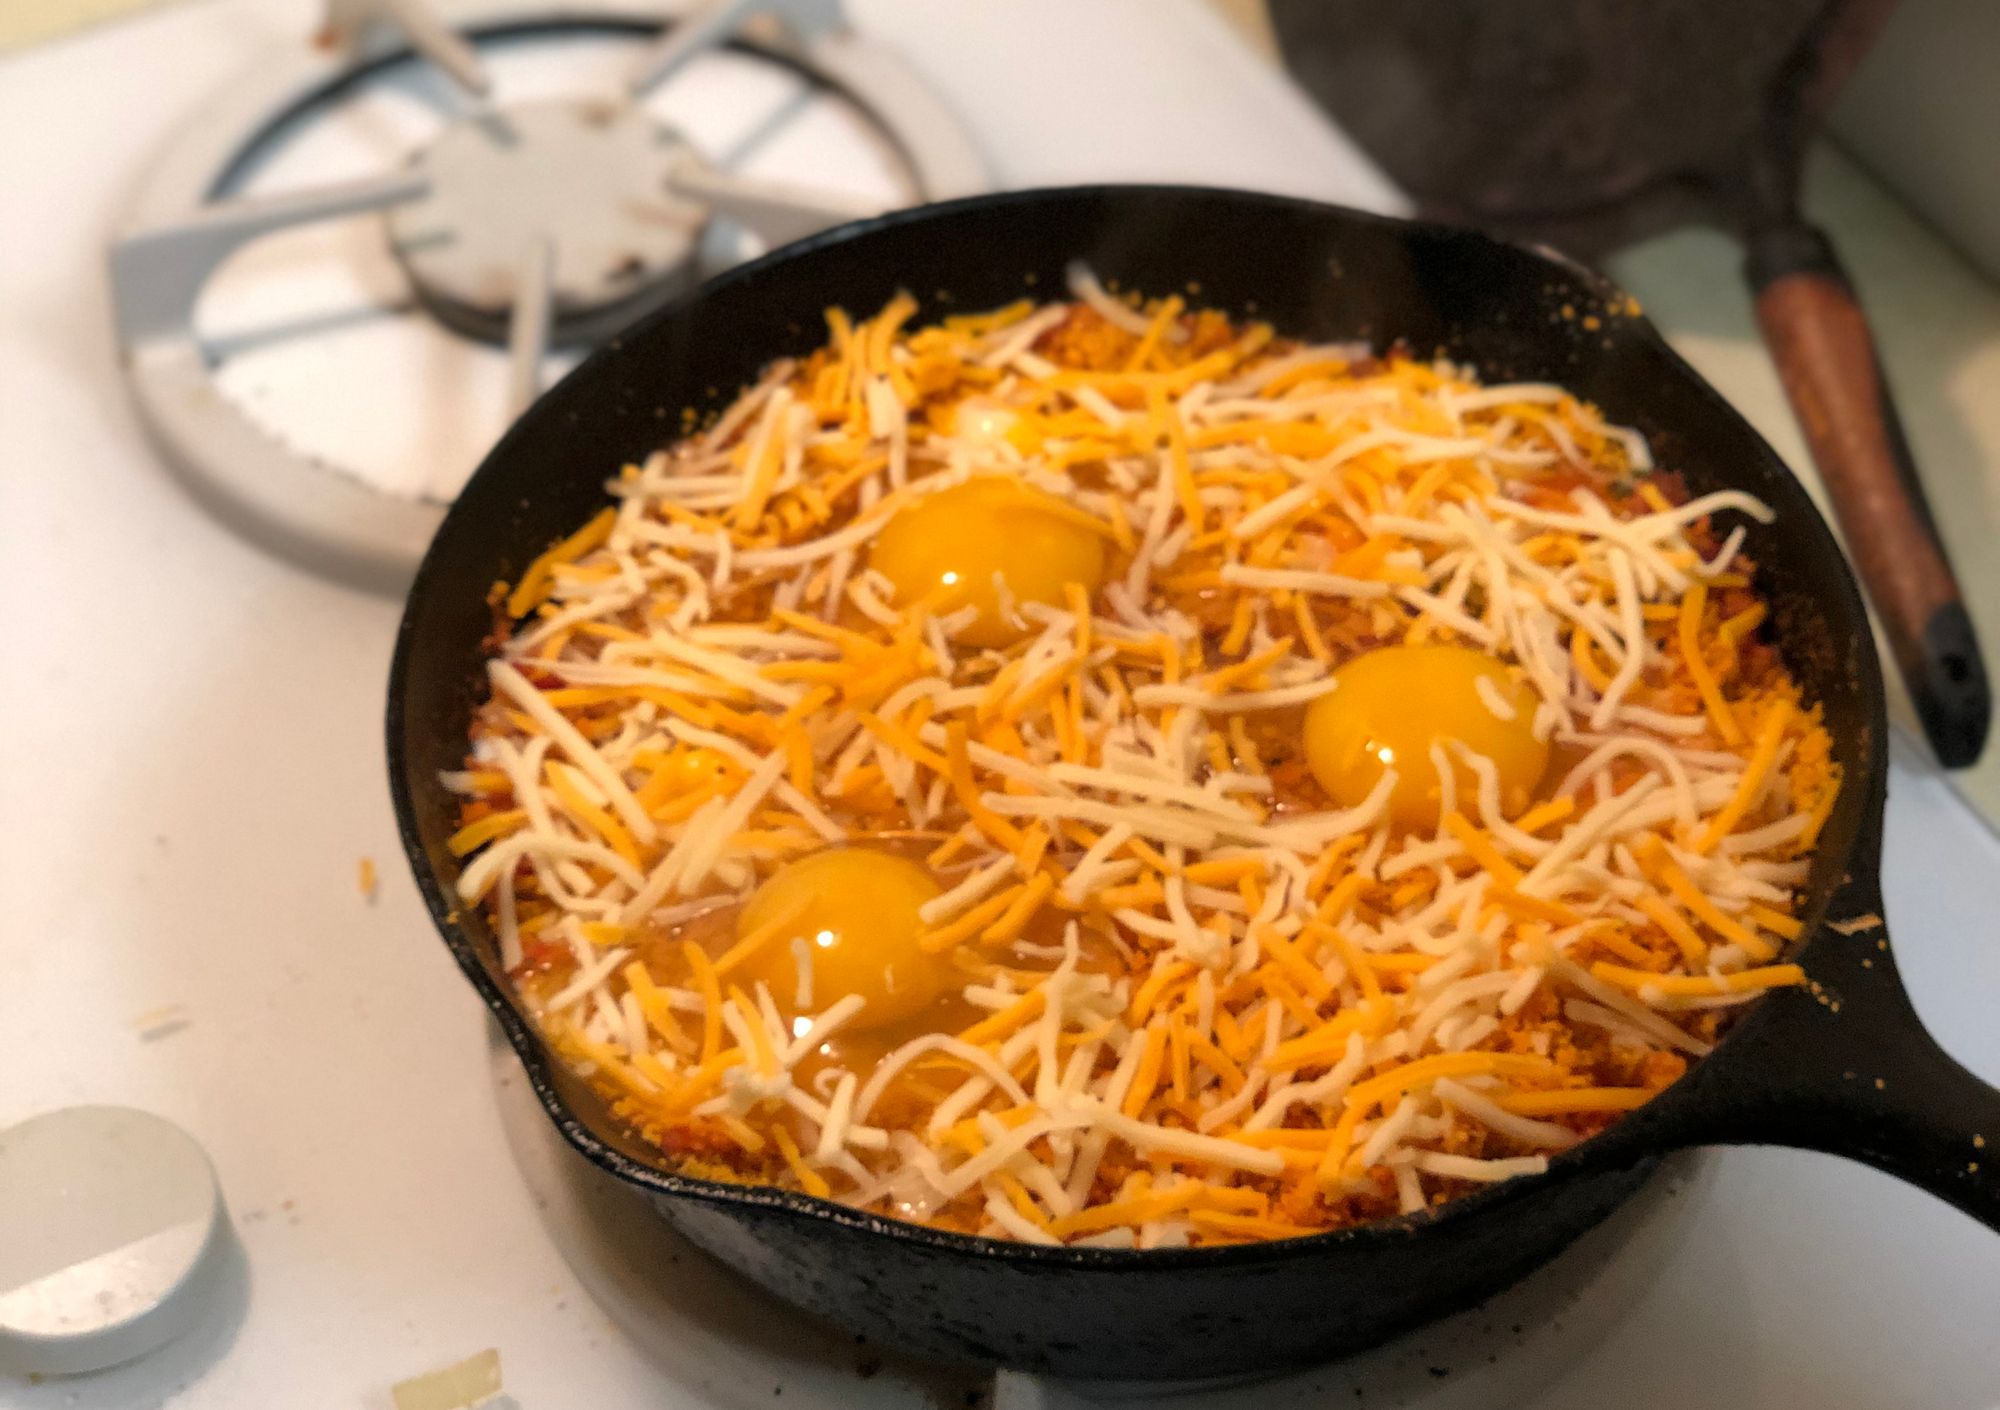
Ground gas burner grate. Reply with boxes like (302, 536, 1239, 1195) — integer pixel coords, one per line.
(108, 0, 984, 589)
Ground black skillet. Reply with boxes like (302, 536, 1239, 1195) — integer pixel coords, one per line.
(388, 187, 2000, 1380)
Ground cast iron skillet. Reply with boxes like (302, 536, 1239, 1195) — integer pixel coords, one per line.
(389, 186, 2000, 1381)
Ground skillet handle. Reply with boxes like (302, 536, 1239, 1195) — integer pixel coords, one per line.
(1746, 221, 1990, 768)
(1672, 919, 2000, 1232)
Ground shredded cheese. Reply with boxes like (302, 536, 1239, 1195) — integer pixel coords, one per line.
(449, 279, 1836, 1249)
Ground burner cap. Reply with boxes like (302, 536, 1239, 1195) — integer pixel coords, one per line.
(387, 98, 703, 345)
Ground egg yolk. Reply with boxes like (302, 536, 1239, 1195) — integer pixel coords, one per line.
(1302, 645, 1550, 831)
(736, 848, 949, 1030)
(869, 477, 1107, 648)
(648, 746, 736, 795)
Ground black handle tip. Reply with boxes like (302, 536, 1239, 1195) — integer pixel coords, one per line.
(1915, 603, 1990, 768)
(1745, 224, 1841, 291)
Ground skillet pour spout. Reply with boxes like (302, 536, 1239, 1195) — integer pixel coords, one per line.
(389, 186, 2000, 1379)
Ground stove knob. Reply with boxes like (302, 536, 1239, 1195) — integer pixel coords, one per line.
(0, 1106, 234, 1376)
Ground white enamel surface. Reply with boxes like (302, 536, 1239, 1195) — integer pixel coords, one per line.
(0, 0, 1996, 1406)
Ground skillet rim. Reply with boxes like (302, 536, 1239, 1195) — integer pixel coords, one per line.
(387, 181, 1888, 1271)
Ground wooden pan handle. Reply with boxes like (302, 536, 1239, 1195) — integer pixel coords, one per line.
(1748, 223, 1990, 767)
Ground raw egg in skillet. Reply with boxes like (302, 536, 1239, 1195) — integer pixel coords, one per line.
(869, 477, 1107, 647)
(736, 847, 948, 1029)
(1303, 644, 1549, 830)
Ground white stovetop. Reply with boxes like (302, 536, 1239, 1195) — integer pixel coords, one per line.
(2, 2, 1997, 1407)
